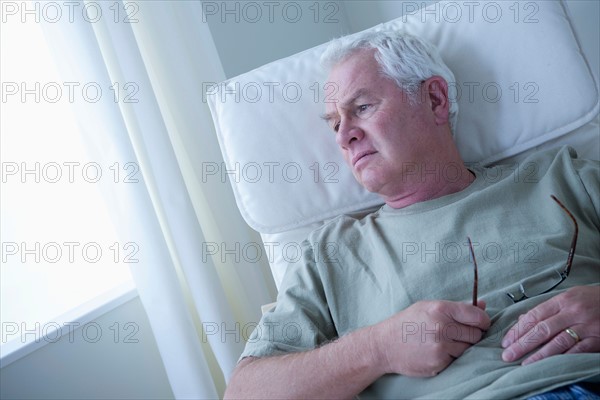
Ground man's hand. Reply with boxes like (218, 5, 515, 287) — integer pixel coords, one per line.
(501, 286, 600, 365)
(371, 300, 490, 377)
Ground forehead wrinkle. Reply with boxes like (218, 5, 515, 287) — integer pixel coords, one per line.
(340, 87, 370, 108)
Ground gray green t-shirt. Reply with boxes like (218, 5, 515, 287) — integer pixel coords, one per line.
(241, 146, 600, 399)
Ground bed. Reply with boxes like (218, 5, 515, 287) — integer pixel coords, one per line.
(207, 0, 599, 293)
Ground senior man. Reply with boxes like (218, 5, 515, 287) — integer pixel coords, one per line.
(225, 31, 600, 399)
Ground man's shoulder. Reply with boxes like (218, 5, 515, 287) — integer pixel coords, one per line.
(516, 145, 599, 180)
(478, 145, 586, 184)
(305, 204, 383, 242)
(507, 145, 592, 170)
(523, 145, 580, 163)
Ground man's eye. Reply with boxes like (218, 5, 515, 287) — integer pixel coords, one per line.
(333, 122, 340, 132)
(357, 104, 370, 113)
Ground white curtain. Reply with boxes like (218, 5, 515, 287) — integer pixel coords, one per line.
(41, 1, 276, 398)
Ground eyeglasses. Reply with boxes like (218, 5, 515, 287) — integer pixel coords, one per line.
(467, 237, 478, 306)
(505, 195, 578, 303)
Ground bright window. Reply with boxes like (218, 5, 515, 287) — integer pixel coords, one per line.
(1, 9, 135, 347)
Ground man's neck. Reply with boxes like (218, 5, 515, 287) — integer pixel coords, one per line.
(382, 166, 476, 209)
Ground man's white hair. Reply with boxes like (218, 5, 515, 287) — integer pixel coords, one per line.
(320, 30, 458, 135)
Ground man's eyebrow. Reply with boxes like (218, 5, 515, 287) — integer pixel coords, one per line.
(319, 88, 371, 123)
(320, 112, 337, 123)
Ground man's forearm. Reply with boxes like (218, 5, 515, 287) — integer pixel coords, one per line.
(224, 325, 383, 399)
(225, 300, 490, 398)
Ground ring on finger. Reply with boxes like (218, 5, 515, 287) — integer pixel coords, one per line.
(564, 328, 581, 343)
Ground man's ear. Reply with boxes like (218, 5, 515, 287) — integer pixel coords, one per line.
(423, 76, 449, 126)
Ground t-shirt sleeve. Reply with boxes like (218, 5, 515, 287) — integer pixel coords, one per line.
(240, 240, 337, 360)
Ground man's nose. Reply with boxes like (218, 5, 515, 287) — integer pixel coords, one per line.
(336, 120, 364, 149)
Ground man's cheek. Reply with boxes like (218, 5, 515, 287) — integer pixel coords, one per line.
(352, 169, 366, 187)
(342, 152, 352, 167)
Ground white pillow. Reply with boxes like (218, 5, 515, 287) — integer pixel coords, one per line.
(207, 0, 599, 234)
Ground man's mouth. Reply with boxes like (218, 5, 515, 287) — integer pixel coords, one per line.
(352, 151, 377, 167)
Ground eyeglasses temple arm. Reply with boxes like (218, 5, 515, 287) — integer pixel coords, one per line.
(468, 237, 478, 306)
(550, 195, 578, 276)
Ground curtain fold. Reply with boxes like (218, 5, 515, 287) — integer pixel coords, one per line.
(40, 1, 276, 398)
(124, 1, 276, 326)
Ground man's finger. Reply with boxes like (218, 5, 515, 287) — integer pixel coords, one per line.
(502, 312, 575, 362)
(445, 302, 490, 330)
(502, 297, 561, 348)
(477, 300, 486, 310)
(520, 328, 580, 365)
(565, 337, 600, 355)
(440, 323, 484, 344)
(447, 342, 471, 359)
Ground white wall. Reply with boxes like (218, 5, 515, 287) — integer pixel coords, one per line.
(203, 0, 598, 82)
(566, 0, 600, 81)
(202, 0, 352, 77)
(343, 0, 435, 32)
(0, 297, 173, 400)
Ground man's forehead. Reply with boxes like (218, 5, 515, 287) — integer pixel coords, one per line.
(327, 49, 378, 88)
(325, 50, 379, 101)
(323, 51, 381, 115)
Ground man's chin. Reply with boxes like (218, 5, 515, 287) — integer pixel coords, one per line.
(354, 172, 383, 194)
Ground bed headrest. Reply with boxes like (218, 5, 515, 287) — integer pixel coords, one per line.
(207, 0, 598, 234)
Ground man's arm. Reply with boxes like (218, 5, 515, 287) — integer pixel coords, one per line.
(225, 325, 384, 400)
(225, 300, 490, 399)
